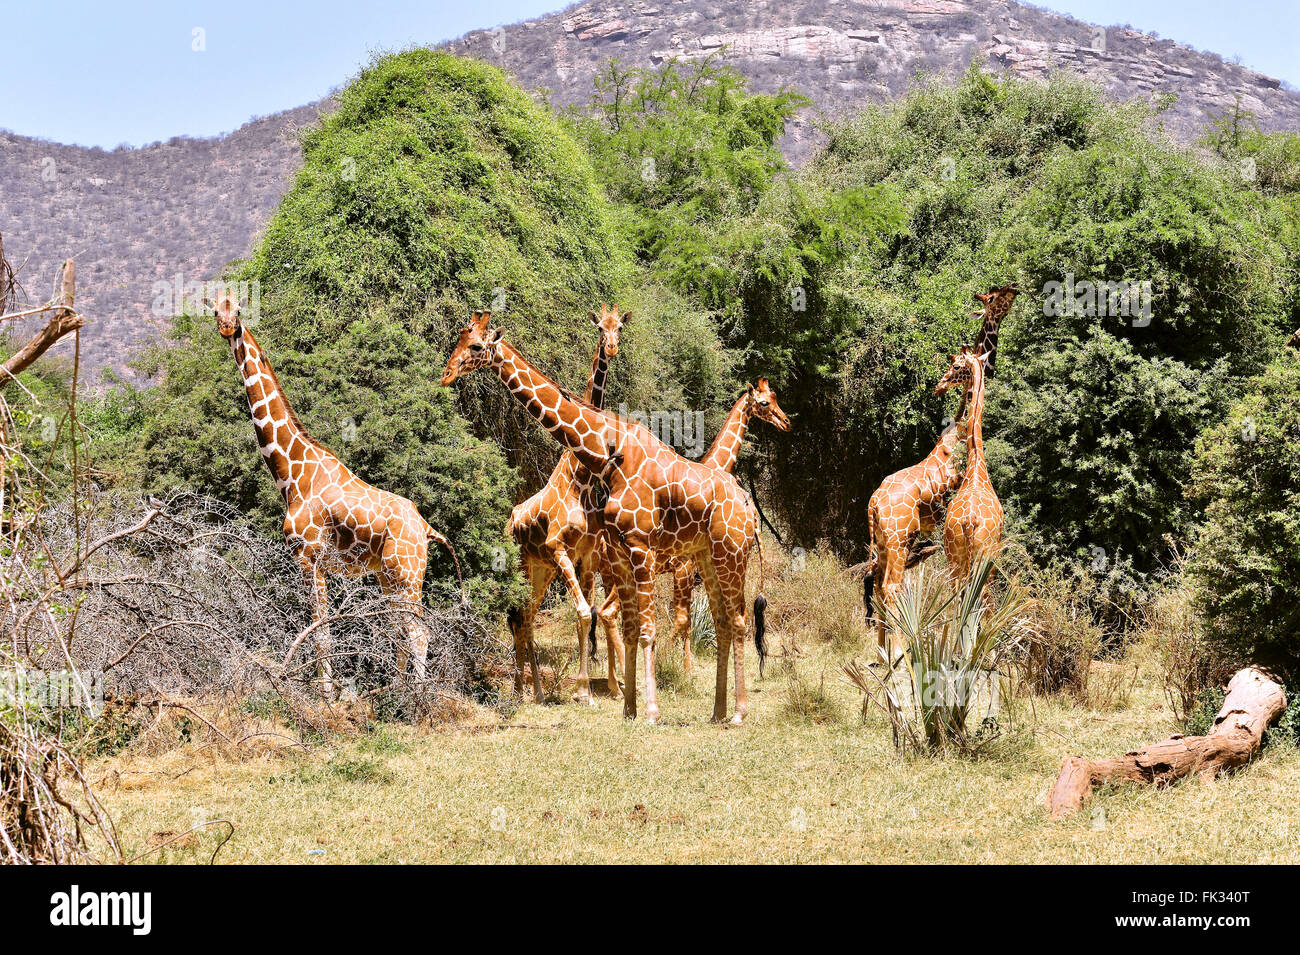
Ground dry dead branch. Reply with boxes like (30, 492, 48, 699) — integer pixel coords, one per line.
(0, 258, 83, 392)
(1047, 666, 1286, 818)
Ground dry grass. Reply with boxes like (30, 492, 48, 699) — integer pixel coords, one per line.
(85, 543, 1300, 864)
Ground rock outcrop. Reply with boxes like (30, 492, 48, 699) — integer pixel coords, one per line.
(3, 0, 1297, 379)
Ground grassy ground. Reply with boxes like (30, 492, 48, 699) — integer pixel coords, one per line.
(92, 555, 1300, 864)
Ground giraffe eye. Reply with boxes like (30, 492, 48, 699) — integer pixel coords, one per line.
(470, 343, 484, 353)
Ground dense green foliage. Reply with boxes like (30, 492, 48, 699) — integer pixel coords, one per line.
(568, 55, 807, 286)
(1186, 355, 1300, 679)
(59, 52, 1300, 659)
(105, 51, 724, 611)
(671, 67, 1298, 602)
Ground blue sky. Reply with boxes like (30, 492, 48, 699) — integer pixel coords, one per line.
(3, 0, 1297, 147)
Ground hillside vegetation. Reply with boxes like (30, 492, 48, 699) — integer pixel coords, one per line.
(26, 49, 1300, 672)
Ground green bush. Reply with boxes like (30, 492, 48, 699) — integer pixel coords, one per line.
(109, 50, 733, 612)
(1186, 354, 1300, 680)
(697, 65, 1297, 603)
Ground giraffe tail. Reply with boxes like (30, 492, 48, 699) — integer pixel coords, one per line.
(752, 532, 767, 676)
(427, 524, 468, 604)
(863, 519, 878, 627)
(862, 572, 875, 628)
(588, 610, 599, 658)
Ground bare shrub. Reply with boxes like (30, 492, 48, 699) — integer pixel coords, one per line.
(3, 490, 503, 747)
(1, 665, 122, 863)
(764, 542, 863, 653)
(998, 547, 1106, 702)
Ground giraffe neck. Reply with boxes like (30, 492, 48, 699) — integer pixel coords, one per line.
(921, 426, 962, 494)
(494, 341, 616, 475)
(977, 307, 1002, 377)
(232, 327, 322, 496)
(584, 328, 612, 411)
(964, 360, 987, 471)
(701, 394, 751, 472)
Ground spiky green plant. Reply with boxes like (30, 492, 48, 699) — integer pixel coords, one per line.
(844, 556, 1030, 755)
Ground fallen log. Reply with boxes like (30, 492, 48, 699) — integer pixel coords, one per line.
(1047, 666, 1286, 819)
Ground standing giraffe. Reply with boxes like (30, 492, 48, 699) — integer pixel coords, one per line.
(593, 378, 790, 675)
(441, 311, 765, 724)
(211, 293, 462, 693)
(936, 346, 1003, 582)
(864, 415, 968, 656)
(505, 304, 629, 704)
(862, 282, 1016, 651)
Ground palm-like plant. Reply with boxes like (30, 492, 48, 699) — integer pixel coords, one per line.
(844, 556, 1030, 755)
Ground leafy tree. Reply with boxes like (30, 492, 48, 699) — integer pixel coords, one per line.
(706, 66, 1297, 596)
(568, 55, 807, 289)
(116, 50, 728, 612)
(1186, 354, 1300, 679)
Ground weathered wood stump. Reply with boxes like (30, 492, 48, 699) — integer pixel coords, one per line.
(1047, 666, 1286, 819)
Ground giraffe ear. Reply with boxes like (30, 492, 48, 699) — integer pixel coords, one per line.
(489, 327, 505, 344)
(589, 310, 599, 326)
(619, 310, 631, 325)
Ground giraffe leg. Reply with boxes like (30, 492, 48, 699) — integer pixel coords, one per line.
(401, 587, 430, 683)
(615, 570, 640, 720)
(726, 571, 749, 725)
(597, 584, 623, 696)
(554, 549, 595, 707)
(512, 556, 552, 704)
(580, 564, 598, 662)
(381, 572, 429, 683)
(302, 561, 335, 699)
(879, 553, 907, 667)
(872, 550, 890, 654)
(628, 547, 659, 724)
(697, 557, 731, 723)
(671, 561, 694, 676)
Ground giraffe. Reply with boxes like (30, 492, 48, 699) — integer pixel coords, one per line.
(953, 282, 1018, 421)
(441, 311, 766, 724)
(592, 377, 790, 675)
(862, 283, 1016, 653)
(936, 346, 1003, 583)
(864, 414, 968, 656)
(211, 293, 463, 694)
(505, 304, 629, 705)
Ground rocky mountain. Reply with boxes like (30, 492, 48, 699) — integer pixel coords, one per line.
(2, 0, 1297, 381)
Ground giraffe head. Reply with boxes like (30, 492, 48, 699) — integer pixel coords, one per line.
(972, 283, 1017, 319)
(209, 291, 243, 339)
(746, 377, 791, 431)
(934, 346, 983, 397)
(441, 310, 504, 386)
(589, 303, 630, 358)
